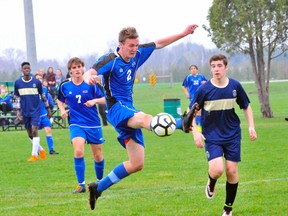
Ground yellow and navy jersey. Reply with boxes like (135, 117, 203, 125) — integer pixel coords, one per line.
(91, 43, 156, 109)
(14, 77, 43, 117)
(193, 78, 250, 143)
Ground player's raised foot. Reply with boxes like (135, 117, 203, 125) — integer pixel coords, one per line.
(88, 182, 102, 210)
(39, 149, 46, 160)
(182, 103, 200, 133)
(205, 179, 216, 199)
(73, 185, 86, 193)
(27, 155, 38, 162)
(222, 210, 232, 216)
(49, 150, 59, 155)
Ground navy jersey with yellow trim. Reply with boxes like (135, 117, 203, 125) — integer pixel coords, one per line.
(193, 78, 250, 142)
(14, 77, 43, 117)
(91, 43, 156, 109)
(58, 79, 104, 127)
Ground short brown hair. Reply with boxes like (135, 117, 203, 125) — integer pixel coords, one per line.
(118, 27, 139, 43)
(209, 54, 228, 66)
(67, 57, 85, 71)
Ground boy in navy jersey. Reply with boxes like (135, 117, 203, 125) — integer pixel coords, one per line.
(84, 24, 199, 210)
(57, 57, 105, 193)
(191, 54, 257, 216)
(14, 62, 52, 162)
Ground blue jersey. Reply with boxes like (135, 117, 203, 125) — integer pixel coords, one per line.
(91, 43, 156, 109)
(192, 78, 250, 143)
(58, 79, 104, 127)
(14, 77, 43, 117)
(182, 74, 207, 100)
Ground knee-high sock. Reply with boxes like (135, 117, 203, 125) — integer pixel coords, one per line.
(46, 136, 54, 151)
(74, 157, 85, 185)
(94, 159, 105, 180)
(32, 137, 40, 156)
(175, 118, 182, 129)
(97, 163, 129, 192)
(224, 181, 238, 210)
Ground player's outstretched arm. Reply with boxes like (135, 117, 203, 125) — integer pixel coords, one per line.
(83, 68, 98, 85)
(154, 24, 198, 49)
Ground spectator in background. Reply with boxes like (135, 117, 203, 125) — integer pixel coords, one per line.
(46, 66, 56, 99)
(38, 68, 46, 79)
(0, 88, 13, 115)
(55, 69, 66, 88)
(55, 69, 66, 96)
(0, 84, 5, 90)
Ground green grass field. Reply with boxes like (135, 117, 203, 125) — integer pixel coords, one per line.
(0, 81, 287, 216)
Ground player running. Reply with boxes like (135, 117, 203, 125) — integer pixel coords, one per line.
(57, 57, 105, 193)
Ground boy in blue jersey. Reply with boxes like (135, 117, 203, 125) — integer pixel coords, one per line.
(182, 64, 207, 131)
(84, 24, 199, 210)
(191, 54, 257, 216)
(14, 62, 52, 162)
(34, 73, 59, 155)
(57, 57, 105, 194)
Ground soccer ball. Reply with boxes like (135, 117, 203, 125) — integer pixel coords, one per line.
(151, 113, 176, 137)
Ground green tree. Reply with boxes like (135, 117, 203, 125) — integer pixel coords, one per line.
(204, 0, 288, 118)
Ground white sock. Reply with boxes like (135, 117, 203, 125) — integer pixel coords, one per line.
(32, 137, 40, 156)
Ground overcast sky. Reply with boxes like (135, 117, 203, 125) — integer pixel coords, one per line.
(0, 0, 216, 60)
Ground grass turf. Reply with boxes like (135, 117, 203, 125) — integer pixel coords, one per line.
(0, 81, 287, 215)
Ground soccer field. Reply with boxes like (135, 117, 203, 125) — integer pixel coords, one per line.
(0, 82, 287, 216)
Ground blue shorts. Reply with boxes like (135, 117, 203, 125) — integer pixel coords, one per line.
(23, 115, 40, 129)
(69, 125, 104, 144)
(38, 115, 51, 130)
(205, 139, 241, 162)
(107, 101, 144, 148)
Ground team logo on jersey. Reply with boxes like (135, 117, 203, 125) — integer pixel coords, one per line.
(69, 91, 72, 94)
(119, 68, 123, 73)
(132, 62, 136, 67)
(83, 90, 88, 93)
(232, 90, 237, 97)
(33, 83, 36, 88)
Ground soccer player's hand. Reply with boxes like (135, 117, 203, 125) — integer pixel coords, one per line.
(192, 130, 205, 148)
(60, 109, 70, 119)
(249, 127, 257, 141)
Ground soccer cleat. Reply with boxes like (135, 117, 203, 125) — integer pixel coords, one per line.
(27, 155, 38, 162)
(222, 210, 232, 216)
(88, 182, 102, 210)
(182, 103, 200, 133)
(39, 149, 46, 160)
(73, 185, 86, 193)
(205, 180, 216, 199)
(49, 150, 59, 155)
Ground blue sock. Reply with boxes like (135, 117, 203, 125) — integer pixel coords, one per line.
(98, 163, 129, 192)
(196, 115, 201, 126)
(74, 157, 85, 186)
(94, 159, 104, 180)
(175, 118, 182, 129)
(46, 136, 54, 151)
